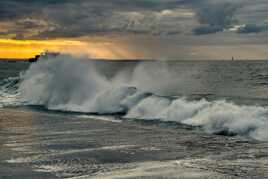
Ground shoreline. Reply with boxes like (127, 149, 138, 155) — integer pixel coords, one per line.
(1, 108, 268, 178)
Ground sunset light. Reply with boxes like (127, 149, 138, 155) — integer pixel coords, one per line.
(0, 39, 86, 59)
(1, 1, 268, 178)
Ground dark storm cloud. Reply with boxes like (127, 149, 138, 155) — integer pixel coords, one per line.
(197, 3, 239, 27)
(0, 0, 202, 38)
(0, 0, 76, 20)
(0, 0, 189, 18)
(193, 2, 239, 35)
(0, 0, 267, 38)
(0, 1, 150, 37)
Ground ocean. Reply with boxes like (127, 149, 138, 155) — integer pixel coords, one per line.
(1, 56, 268, 178)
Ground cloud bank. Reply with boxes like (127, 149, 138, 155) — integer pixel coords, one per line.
(0, 0, 267, 39)
(193, 2, 239, 34)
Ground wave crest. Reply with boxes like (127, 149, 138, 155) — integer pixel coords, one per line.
(127, 97, 268, 140)
(1, 55, 268, 140)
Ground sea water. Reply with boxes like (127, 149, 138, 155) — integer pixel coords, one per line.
(1, 56, 268, 178)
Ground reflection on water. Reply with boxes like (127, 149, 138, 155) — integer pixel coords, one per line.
(1, 108, 40, 155)
(1, 108, 268, 178)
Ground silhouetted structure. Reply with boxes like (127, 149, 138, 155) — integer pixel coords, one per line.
(28, 51, 59, 63)
(28, 55, 40, 63)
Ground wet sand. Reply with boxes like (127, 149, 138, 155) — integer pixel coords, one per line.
(1, 108, 268, 179)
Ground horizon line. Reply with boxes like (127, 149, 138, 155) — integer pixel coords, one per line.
(1, 58, 268, 62)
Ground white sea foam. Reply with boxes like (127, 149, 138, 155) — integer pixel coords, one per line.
(126, 97, 268, 140)
(1, 54, 268, 140)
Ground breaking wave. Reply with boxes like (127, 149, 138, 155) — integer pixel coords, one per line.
(1, 55, 268, 141)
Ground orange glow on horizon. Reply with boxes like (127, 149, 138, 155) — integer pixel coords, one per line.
(0, 39, 87, 59)
(1, 36, 268, 60)
(0, 38, 139, 60)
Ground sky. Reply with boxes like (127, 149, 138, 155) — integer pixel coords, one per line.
(1, 0, 268, 60)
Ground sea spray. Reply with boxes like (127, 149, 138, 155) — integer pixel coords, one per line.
(18, 54, 177, 113)
(6, 54, 268, 141)
(19, 55, 108, 111)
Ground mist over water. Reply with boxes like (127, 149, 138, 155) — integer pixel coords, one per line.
(1, 55, 268, 140)
(19, 55, 184, 113)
